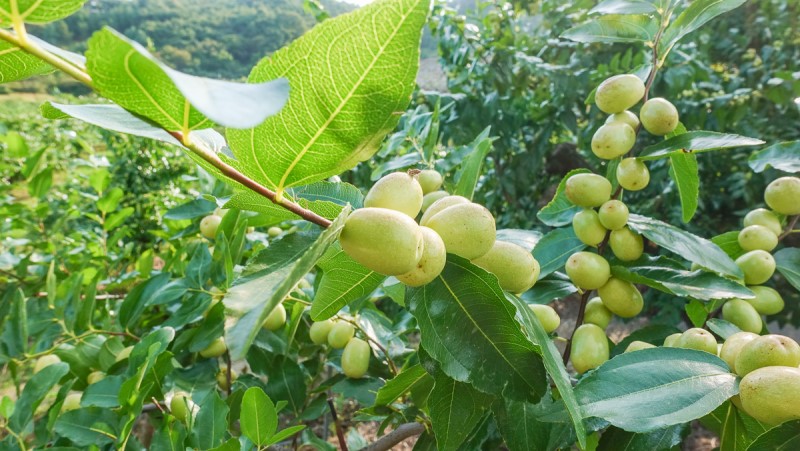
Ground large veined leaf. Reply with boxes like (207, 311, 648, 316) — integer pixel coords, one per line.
(659, 0, 748, 55)
(775, 248, 800, 292)
(406, 257, 547, 402)
(9, 362, 69, 432)
(453, 127, 493, 200)
(0, 0, 86, 25)
(373, 364, 433, 406)
(537, 168, 591, 227)
(227, 180, 363, 221)
(496, 229, 542, 252)
(532, 227, 586, 278)
(310, 243, 385, 320)
(638, 131, 764, 160)
(0, 40, 52, 83)
(749, 141, 800, 173)
(712, 231, 746, 260)
(86, 28, 288, 129)
(428, 371, 494, 451)
(53, 407, 117, 447)
(493, 397, 577, 451)
(746, 420, 800, 451)
(561, 14, 658, 44)
(702, 401, 770, 451)
(596, 424, 687, 451)
(669, 152, 699, 223)
(226, 0, 430, 196)
(590, 0, 659, 15)
(521, 279, 577, 305)
(240, 387, 279, 446)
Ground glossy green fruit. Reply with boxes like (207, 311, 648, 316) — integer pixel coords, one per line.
(328, 322, 355, 349)
(625, 341, 655, 353)
(364, 172, 424, 217)
(267, 226, 282, 237)
(735, 334, 800, 376)
(616, 158, 650, 191)
(262, 303, 287, 331)
(417, 170, 444, 194)
(738, 225, 778, 252)
(572, 209, 607, 247)
(309, 320, 335, 345)
(677, 328, 718, 354)
(722, 299, 763, 334)
(606, 110, 639, 130)
(87, 371, 105, 385)
(640, 98, 679, 135)
(425, 203, 496, 260)
(594, 74, 645, 114)
(421, 191, 449, 212)
(342, 337, 371, 378)
(340, 208, 424, 275)
(740, 366, 800, 425)
(199, 337, 227, 358)
(663, 333, 682, 347)
(216, 368, 237, 391)
(591, 122, 636, 160)
(745, 285, 784, 315)
(609, 227, 644, 261)
(200, 215, 222, 240)
(584, 297, 613, 329)
(571, 324, 610, 374)
(765, 176, 800, 215)
(744, 208, 782, 236)
(565, 252, 610, 290)
(62, 393, 82, 412)
(529, 304, 560, 333)
(115, 346, 133, 363)
(735, 250, 776, 285)
(598, 200, 629, 230)
(397, 227, 447, 287)
(34, 354, 62, 373)
(472, 241, 540, 292)
(598, 278, 643, 318)
(419, 195, 470, 225)
(565, 174, 612, 208)
(719, 332, 759, 373)
(170, 392, 194, 422)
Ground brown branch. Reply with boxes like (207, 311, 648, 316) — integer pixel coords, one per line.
(562, 290, 593, 365)
(360, 423, 426, 451)
(779, 215, 799, 241)
(327, 396, 348, 451)
(224, 351, 233, 396)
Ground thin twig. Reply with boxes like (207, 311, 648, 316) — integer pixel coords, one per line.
(360, 422, 426, 451)
(779, 215, 799, 241)
(562, 290, 593, 365)
(327, 396, 348, 451)
(224, 351, 233, 396)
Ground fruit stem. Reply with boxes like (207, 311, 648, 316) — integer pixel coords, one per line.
(779, 215, 799, 241)
(562, 290, 593, 365)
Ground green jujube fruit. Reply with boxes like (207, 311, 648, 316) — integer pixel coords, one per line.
(639, 98, 679, 135)
(677, 328, 718, 354)
(745, 285, 784, 315)
(170, 393, 193, 422)
(34, 354, 62, 373)
(722, 299, 762, 334)
(200, 215, 222, 239)
(738, 225, 778, 252)
(267, 226, 282, 237)
(62, 393, 82, 412)
(663, 333, 682, 347)
(735, 250, 776, 285)
(328, 322, 355, 349)
(364, 172, 424, 218)
(87, 371, 105, 385)
(616, 158, 650, 191)
(472, 240, 540, 293)
(744, 208, 782, 236)
(199, 337, 227, 358)
(421, 191, 449, 212)
(417, 170, 443, 194)
(594, 74, 645, 114)
(572, 209, 607, 247)
(425, 203, 496, 260)
(765, 176, 800, 215)
(571, 324, 610, 374)
(584, 297, 613, 329)
(342, 338, 371, 378)
(609, 227, 644, 261)
(591, 122, 636, 160)
(262, 303, 287, 331)
(740, 366, 800, 425)
(625, 341, 655, 353)
(340, 208, 424, 275)
(565, 173, 612, 207)
(735, 334, 800, 376)
(529, 304, 560, 333)
(598, 200, 629, 230)
(397, 226, 447, 287)
(606, 110, 639, 130)
(419, 195, 470, 225)
(597, 277, 643, 318)
(309, 320, 334, 345)
(565, 251, 611, 290)
(719, 332, 759, 373)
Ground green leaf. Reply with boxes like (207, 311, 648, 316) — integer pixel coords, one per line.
(521, 279, 578, 305)
(0, 0, 86, 24)
(164, 197, 217, 220)
(428, 371, 494, 451)
(150, 421, 188, 451)
(226, 0, 429, 195)
(717, 402, 750, 451)
(706, 319, 742, 340)
(9, 362, 69, 432)
(712, 231, 746, 260)
(97, 187, 124, 213)
(266, 425, 306, 446)
(407, 257, 547, 402)
(627, 214, 742, 278)
(82, 376, 124, 408)
(0, 40, 53, 83)
(496, 229, 542, 252)
(374, 364, 432, 406)
(1, 289, 27, 358)
(194, 392, 229, 449)
(453, 127, 493, 200)
(597, 424, 687, 451)
(224, 191, 304, 223)
(749, 141, 800, 173)
(311, 243, 385, 321)
(532, 227, 586, 278)
(493, 397, 577, 451)
(746, 420, 800, 451)
(291, 181, 365, 209)
(537, 168, 591, 227)
(209, 439, 241, 451)
(53, 407, 117, 447)
(263, 356, 307, 415)
(561, 14, 658, 44)
(775, 248, 800, 292)
(669, 152, 699, 222)
(659, 0, 748, 55)
(240, 387, 278, 446)
(590, 0, 659, 15)
(639, 131, 764, 161)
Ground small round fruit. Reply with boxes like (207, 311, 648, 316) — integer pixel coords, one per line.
(340, 208, 424, 275)
(572, 209, 608, 247)
(616, 158, 650, 191)
(677, 328, 718, 354)
(115, 346, 133, 363)
(397, 226, 447, 287)
(744, 208, 782, 236)
(364, 172, 424, 218)
(594, 74, 645, 114)
(765, 176, 800, 215)
(625, 341, 655, 353)
(735, 334, 800, 376)
(218, 368, 238, 390)
(62, 393, 82, 412)
(417, 170, 444, 194)
(609, 227, 644, 261)
(419, 195, 470, 225)
(472, 241, 539, 292)
(598, 200, 629, 230)
(565, 252, 610, 290)
(598, 278, 643, 318)
(663, 333, 682, 347)
(170, 392, 194, 422)
(425, 203, 496, 260)
(739, 366, 800, 425)
(34, 354, 62, 373)
(719, 332, 759, 373)
(309, 320, 334, 345)
(722, 299, 763, 334)
(640, 98, 679, 135)
(328, 322, 355, 349)
(200, 337, 227, 358)
(606, 110, 639, 130)
(745, 285, 784, 315)
(738, 225, 778, 252)
(421, 191, 449, 212)
(262, 304, 287, 331)
(565, 174, 612, 208)
(584, 297, 613, 329)
(87, 371, 105, 385)
(570, 324, 610, 374)
(529, 304, 560, 333)
(341, 338, 371, 379)
(735, 250, 776, 285)
(591, 122, 636, 160)
(200, 215, 222, 240)
(267, 226, 283, 237)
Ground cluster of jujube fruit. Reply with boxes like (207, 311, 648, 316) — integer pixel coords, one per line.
(307, 318, 371, 378)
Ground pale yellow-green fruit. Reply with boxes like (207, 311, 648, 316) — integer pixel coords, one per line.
(572, 209, 608, 247)
(719, 332, 759, 373)
(663, 333, 682, 347)
(598, 278, 643, 318)
(744, 208, 782, 236)
(425, 203, 496, 260)
(115, 346, 133, 363)
(594, 74, 645, 114)
(565, 174, 612, 208)
(417, 170, 444, 194)
(591, 122, 636, 160)
(745, 285, 784, 315)
(616, 158, 650, 191)
(609, 227, 644, 261)
(342, 337, 371, 379)
(419, 195, 470, 225)
(200, 214, 222, 240)
(216, 367, 238, 391)
(170, 392, 194, 422)
(735, 334, 800, 376)
(421, 191, 449, 213)
(735, 250, 776, 285)
(722, 299, 763, 334)
(397, 227, 447, 287)
(606, 110, 640, 130)
(472, 241, 539, 293)
(199, 337, 227, 358)
(214, 207, 229, 217)
(297, 278, 311, 290)
(529, 304, 560, 333)
(339, 208, 424, 275)
(625, 341, 655, 353)
(765, 176, 800, 215)
(267, 226, 283, 237)
(565, 251, 610, 290)
(739, 366, 800, 425)
(738, 225, 778, 252)
(309, 320, 334, 345)
(364, 172, 424, 218)
(87, 371, 105, 385)
(598, 200, 629, 230)
(640, 98, 679, 136)
(34, 354, 62, 373)
(571, 324, 610, 374)
(262, 303, 287, 331)
(62, 393, 82, 412)
(677, 328, 718, 354)
(328, 322, 355, 349)
(584, 297, 613, 329)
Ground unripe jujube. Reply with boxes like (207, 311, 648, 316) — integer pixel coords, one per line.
(364, 172, 424, 218)
(745, 285, 784, 315)
(342, 337, 371, 378)
(735, 250, 776, 285)
(340, 208, 424, 275)
(719, 332, 759, 373)
(34, 354, 62, 373)
(565, 252, 610, 290)
(722, 299, 762, 334)
(425, 203, 496, 260)
(616, 158, 650, 191)
(598, 200, 629, 230)
(663, 333, 682, 347)
(328, 322, 355, 349)
(267, 226, 283, 238)
(764, 176, 800, 215)
(199, 337, 227, 358)
(740, 366, 800, 425)
(738, 225, 778, 252)
(217, 367, 237, 391)
(625, 341, 655, 353)
(640, 98, 679, 136)
(735, 334, 800, 376)
(743, 208, 782, 236)
(606, 110, 639, 130)
(87, 371, 105, 385)
(598, 278, 643, 318)
(572, 209, 607, 247)
(309, 320, 334, 345)
(397, 226, 447, 287)
(472, 241, 539, 293)
(421, 191, 449, 212)
(529, 304, 560, 333)
(609, 227, 644, 261)
(591, 122, 636, 160)
(565, 174, 612, 208)
(417, 170, 444, 194)
(571, 324, 610, 374)
(62, 393, 82, 412)
(584, 297, 613, 329)
(171, 392, 194, 421)
(677, 328, 718, 354)
(262, 303, 287, 331)
(419, 195, 470, 225)
(594, 74, 645, 114)
(200, 215, 222, 240)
